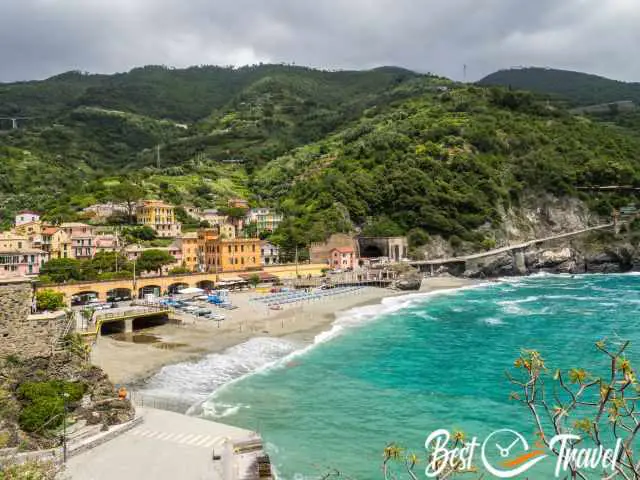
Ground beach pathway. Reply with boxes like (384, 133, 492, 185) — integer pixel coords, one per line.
(62, 407, 259, 480)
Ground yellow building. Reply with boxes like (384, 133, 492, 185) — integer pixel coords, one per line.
(0, 232, 30, 250)
(41, 227, 73, 259)
(198, 228, 261, 273)
(136, 200, 182, 238)
(180, 232, 199, 272)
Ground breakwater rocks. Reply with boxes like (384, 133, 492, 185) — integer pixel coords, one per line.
(459, 244, 639, 278)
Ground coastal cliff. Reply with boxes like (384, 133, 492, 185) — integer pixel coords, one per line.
(416, 195, 640, 278)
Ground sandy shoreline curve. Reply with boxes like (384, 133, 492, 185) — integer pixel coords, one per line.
(90, 277, 478, 386)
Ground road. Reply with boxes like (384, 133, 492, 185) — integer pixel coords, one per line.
(411, 223, 614, 266)
(62, 408, 259, 480)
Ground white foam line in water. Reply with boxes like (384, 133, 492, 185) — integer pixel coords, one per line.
(197, 282, 496, 415)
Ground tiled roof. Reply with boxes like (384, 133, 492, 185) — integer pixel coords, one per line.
(331, 247, 354, 253)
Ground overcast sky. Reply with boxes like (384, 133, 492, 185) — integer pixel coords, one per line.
(2, 0, 639, 83)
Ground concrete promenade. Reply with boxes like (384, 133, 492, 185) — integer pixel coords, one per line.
(62, 407, 260, 480)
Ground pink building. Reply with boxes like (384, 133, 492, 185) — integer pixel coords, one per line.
(94, 234, 121, 254)
(167, 241, 183, 265)
(60, 223, 96, 259)
(329, 247, 356, 270)
(0, 249, 48, 277)
(15, 211, 40, 226)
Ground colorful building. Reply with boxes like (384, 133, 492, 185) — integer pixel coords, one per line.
(198, 228, 261, 273)
(60, 223, 96, 260)
(94, 234, 122, 254)
(199, 209, 228, 226)
(246, 208, 283, 233)
(180, 232, 199, 271)
(82, 203, 127, 221)
(136, 200, 182, 238)
(41, 227, 72, 260)
(260, 241, 280, 265)
(0, 232, 30, 251)
(0, 248, 48, 277)
(15, 211, 40, 227)
(329, 247, 356, 270)
(227, 198, 249, 209)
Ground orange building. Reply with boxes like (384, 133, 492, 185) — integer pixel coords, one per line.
(198, 228, 261, 273)
(180, 232, 199, 271)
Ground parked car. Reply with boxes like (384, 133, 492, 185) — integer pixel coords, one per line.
(195, 308, 211, 317)
(206, 313, 226, 321)
(183, 306, 199, 313)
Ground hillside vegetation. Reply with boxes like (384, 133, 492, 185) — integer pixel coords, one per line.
(478, 67, 640, 107)
(256, 84, 640, 248)
(1, 64, 640, 249)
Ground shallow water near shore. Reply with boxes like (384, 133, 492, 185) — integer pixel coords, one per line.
(197, 274, 640, 479)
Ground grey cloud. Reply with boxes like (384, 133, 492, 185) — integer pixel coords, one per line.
(0, 0, 638, 82)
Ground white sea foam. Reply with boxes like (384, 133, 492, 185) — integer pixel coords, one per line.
(144, 281, 493, 415)
(140, 336, 300, 411)
(482, 317, 504, 326)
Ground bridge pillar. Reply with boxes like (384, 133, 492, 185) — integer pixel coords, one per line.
(513, 250, 527, 275)
(125, 319, 133, 334)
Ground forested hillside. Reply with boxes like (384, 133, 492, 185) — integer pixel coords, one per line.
(256, 84, 640, 250)
(2, 64, 640, 249)
(478, 67, 640, 107)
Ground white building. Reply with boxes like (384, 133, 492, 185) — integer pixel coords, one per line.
(15, 211, 40, 226)
(260, 241, 280, 266)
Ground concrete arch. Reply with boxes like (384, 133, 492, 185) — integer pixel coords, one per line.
(71, 291, 100, 306)
(106, 288, 132, 302)
(138, 285, 162, 299)
(168, 282, 189, 295)
(196, 280, 215, 291)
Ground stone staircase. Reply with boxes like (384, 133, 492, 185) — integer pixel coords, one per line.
(51, 313, 75, 355)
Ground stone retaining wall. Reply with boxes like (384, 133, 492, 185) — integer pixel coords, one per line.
(0, 278, 65, 359)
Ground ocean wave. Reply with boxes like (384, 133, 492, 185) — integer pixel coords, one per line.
(481, 317, 504, 326)
(143, 281, 494, 416)
(139, 337, 300, 412)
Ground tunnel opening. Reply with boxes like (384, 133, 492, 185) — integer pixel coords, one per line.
(360, 245, 384, 258)
(107, 288, 132, 302)
(100, 320, 126, 336)
(196, 280, 215, 291)
(168, 283, 189, 295)
(133, 315, 169, 330)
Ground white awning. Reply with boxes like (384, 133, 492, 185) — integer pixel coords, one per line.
(177, 287, 205, 294)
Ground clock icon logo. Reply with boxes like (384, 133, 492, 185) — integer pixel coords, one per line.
(481, 429, 548, 478)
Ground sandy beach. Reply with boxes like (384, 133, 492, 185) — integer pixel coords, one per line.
(91, 277, 476, 385)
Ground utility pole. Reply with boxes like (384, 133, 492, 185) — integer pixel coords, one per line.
(132, 259, 137, 299)
(295, 244, 299, 277)
(62, 392, 69, 463)
(115, 228, 119, 273)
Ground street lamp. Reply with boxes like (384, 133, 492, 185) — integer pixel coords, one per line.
(62, 392, 69, 463)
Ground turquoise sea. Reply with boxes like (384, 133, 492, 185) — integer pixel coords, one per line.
(142, 274, 640, 479)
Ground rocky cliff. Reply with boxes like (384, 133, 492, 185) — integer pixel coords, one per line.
(460, 232, 639, 278)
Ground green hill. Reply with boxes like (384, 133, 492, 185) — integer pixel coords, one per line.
(256, 83, 640, 246)
(2, 64, 640, 248)
(478, 68, 640, 107)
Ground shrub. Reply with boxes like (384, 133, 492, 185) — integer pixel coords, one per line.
(407, 228, 430, 248)
(35, 290, 65, 312)
(17, 381, 86, 433)
(19, 397, 64, 433)
(449, 235, 462, 249)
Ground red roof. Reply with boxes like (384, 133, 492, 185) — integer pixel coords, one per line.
(17, 210, 39, 215)
(42, 227, 59, 235)
(331, 247, 354, 254)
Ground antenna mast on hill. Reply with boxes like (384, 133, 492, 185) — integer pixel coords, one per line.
(463, 64, 467, 82)
(156, 144, 161, 169)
